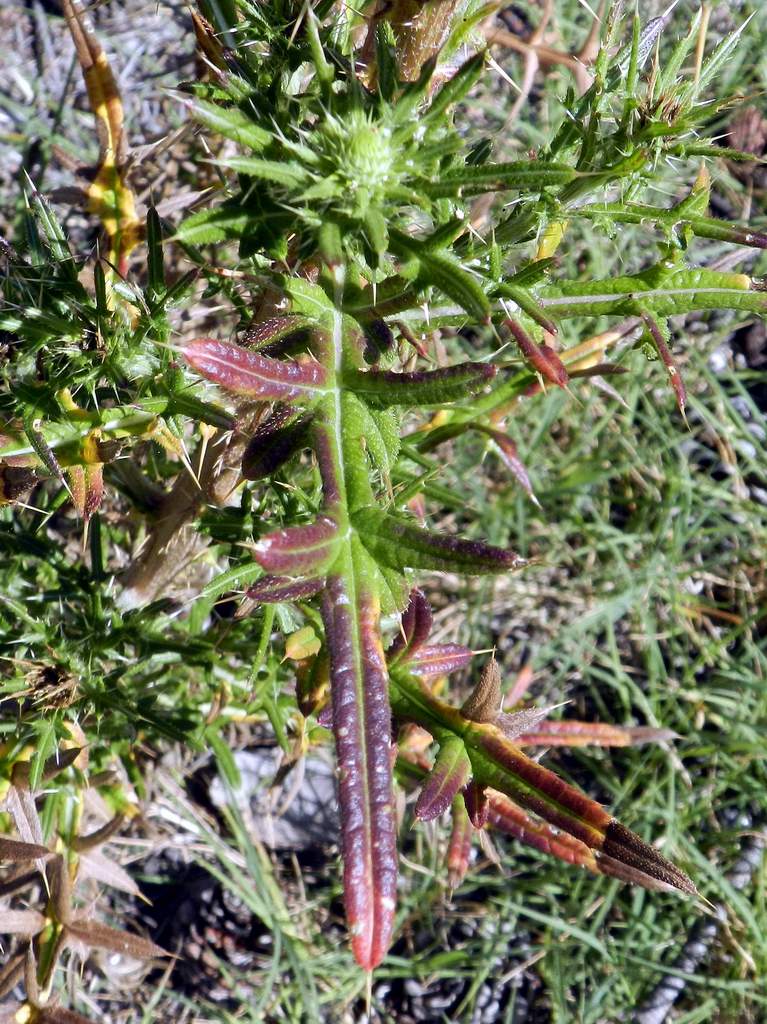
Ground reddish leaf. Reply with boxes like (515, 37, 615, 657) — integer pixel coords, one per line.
(488, 788, 693, 892)
(389, 673, 696, 896)
(321, 575, 398, 971)
(463, 780, 489, 829)
(414, 737, 472, 821)
(253, 516, 339, 575)
(67, 462, 104, 521)
(505, 317, 569, 388)
(473, 424, 539, 504)
(181, 337, 327, 401)
(487, 791, 602, 869)
(446, 795, 473, 889)
(240, 314, 314, 352)
(408, 643, 474, 678)
(242, 407, 313, 480)
(641, 313, 687, 419)
(242, 574, 326, 607)
(517, 719, 678, 747)
(387, 588, 433, 664)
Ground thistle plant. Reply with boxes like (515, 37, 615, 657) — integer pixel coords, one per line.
(2, 0, 766, 992)
(165, 1, 767, 971)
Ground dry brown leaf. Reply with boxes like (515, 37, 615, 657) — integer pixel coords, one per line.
(0, 835, 50, 862)
(0, 909, 46, 936)
(76, 847, 142, 898)
(66, 918, 168, 960)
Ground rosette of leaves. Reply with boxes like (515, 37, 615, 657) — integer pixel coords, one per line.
(178, 295, 699, 969)
(172, 1, 767, 971)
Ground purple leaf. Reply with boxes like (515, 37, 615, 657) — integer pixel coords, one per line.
(415, 737, 472, 821)
(321, 576, 398, 971)
(387, 588, 433, 664)
(242, 574, 326, 606)
(408, 643, 474, 678)
(242, 407, 313, 480)
(181, 337, 327, 401)
(253, 516, 339, 575)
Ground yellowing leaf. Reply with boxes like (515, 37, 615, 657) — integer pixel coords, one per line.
(285, 626, 322, 662)
(62, 0, 141, 277)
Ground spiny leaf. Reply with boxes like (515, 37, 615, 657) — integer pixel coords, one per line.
(242, 408, 313, 480)
(389, 672, 696, 896)
(243, 575, 326, 606)
(253, 516, 339, 575)
(446, 794, 473, 889)
(414, 736, 472, 821)
(387, 588, 433, 664)
(346, 362, 496, 407)
(505, 317, 569, 388)
(407, 643, 474, 678)
(181, 337, 328, 401)
(65, 919, 168, 960)
(641, 313, 687, 419)
(421, 161, 576, 199)
(389, 229, 491, 322)
(220, 155, 311, 189)
(320, 573, 397, 971)
(188, 98, 272, 150)
(174, 204, 260, 246)
(495, 707, 553, 742)
(354, 507, 526, 575)
(67, 462, 104, 521)
(77, 848, 142, 898)
(496, 284, 559, 335)
(463, 779, 489, 829)
(518, 720, 678, 747)
(240, 315, 316, 353)
(539, 266, 767, 319)
(422, 51, 485, 125)
(472, 424, 538, 504)
(0, 836, 51, 862)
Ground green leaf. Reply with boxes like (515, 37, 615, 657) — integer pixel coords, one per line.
(189, 99, 272, 150)
(174, 205, 259, 245)
(346, 362, 496, 407)
(420, 161, 576, 199)
(389, 230, 490, 321)
(422, 51, 485, 125)
(353, 507, 525, 575)
(221, 156, 310, 189)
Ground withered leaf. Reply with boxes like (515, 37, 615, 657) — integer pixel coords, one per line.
(65, 919, 168, 960)
(0, 835, 50, 862)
